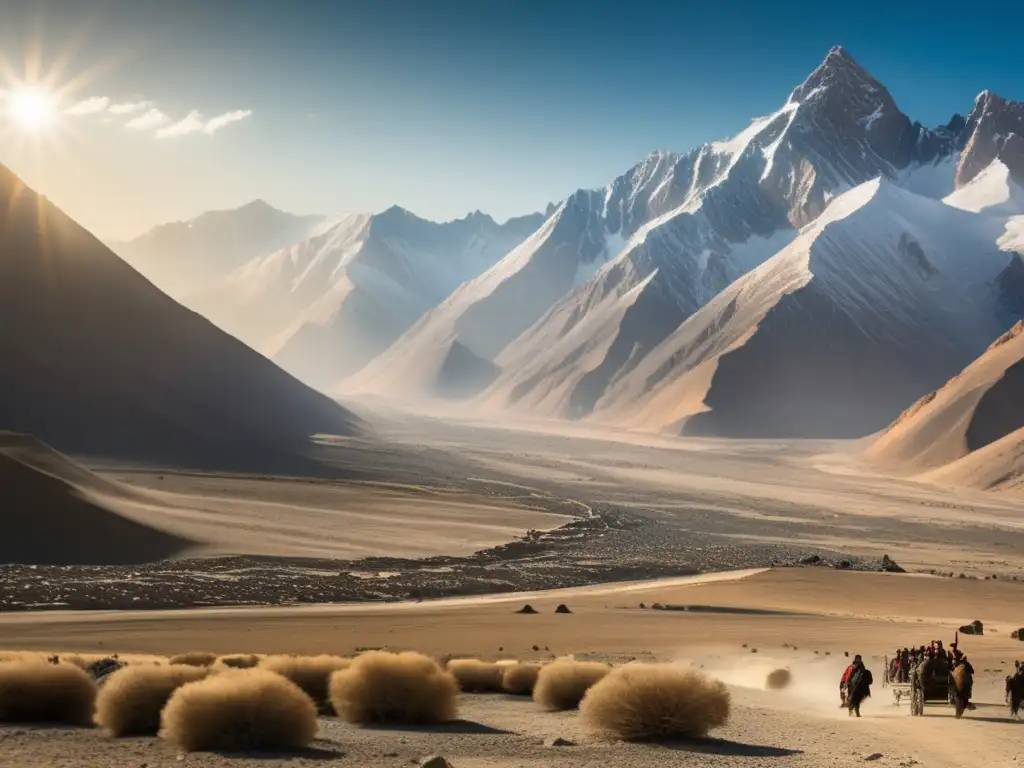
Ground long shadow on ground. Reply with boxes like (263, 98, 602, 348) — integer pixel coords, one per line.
(657, 737, 803, 757)
(359, 719, 511, 735)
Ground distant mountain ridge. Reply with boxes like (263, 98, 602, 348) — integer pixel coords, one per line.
(191, 206, 544, 390)
(109, 199, 327, 303)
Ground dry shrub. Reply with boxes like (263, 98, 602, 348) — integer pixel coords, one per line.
(580, 663, 730, 741)
(160, 669, 317, 752)
(259, 655, 351, 711)
(502, 662, 542, 696)
(766, 668, 792, 690)
(447, 659, 505, 693)
(95, 664, 209, 736)
(169, 652, 218, 667)
(533, 659, 610, 711)
(328, 650, 458, 725)
(0, 660, 97, 725)
(217, 654, 261, 669)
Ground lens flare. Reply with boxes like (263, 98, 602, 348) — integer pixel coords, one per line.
(6, 86, 56, 131)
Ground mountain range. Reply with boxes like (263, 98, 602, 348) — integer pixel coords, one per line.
(344, 47, 1023, 437)
(90, 46, 1024, 444)
(110, 199, 327, 303)
(0, 165, 360, 472)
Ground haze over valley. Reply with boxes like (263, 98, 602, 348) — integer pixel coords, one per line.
(1, 6, 1023, 765)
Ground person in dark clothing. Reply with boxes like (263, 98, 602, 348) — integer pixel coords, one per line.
(845, 654, 873, 717)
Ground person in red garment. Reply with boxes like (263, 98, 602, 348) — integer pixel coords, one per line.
(839, 657, 857, 707)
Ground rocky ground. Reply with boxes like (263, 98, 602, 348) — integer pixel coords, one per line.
(0, 497, 885, 611)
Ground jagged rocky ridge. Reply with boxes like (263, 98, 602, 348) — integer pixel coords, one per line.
(350, 47, 1023, 429)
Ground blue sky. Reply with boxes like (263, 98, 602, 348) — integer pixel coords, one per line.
(0, 0, 1021, 239)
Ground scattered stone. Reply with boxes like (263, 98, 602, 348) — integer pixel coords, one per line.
(544, 737, 575, 747)
(862, 754, 884, 761)
(751, 648, 758, 654)
(419, 756, 454, 768)
(516, 604, 539, 614)
(958, 619, 984, 636)
(554, 604, 572, 614)
(651, 602, 666, 610)
(638, 602, 646, 609)
(532, 645, 540, 651)
(799, 555, 822, 565)
(845, 651, 850, 657)
(836, 560, 852, 570)
(880, 555, 906, 573)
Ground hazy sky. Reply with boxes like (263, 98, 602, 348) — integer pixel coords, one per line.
(0, 0, 1021, 240)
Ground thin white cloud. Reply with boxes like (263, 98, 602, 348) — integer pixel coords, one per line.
(109, 100, 151, 115)
(156, 108, 252, 138)
(202, 109, 252, 134)
(156, 110, 205, 138)
(126, 108, 169, 130)
(65, 96, 110, 116)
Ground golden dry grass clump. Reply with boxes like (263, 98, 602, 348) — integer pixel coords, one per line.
(501, 662, 542, 696)
(169, 652, 218, 667)
(580, 663, 730, 741)
(533, 659, 610, 711)
(95, 664, 210, 736)
(160, 669, 317, 752)
(0, 660, 97, 725)
(766, 668, 792, 690)
(217, 654, 261, 669)
(446, 659, 505, 693)
(329, 650, 458, 725)
(259, 654, 351, 711)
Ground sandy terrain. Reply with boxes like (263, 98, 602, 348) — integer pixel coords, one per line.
(0, 432, 569, 569)
(6, 401, 1024, 611)
(866, 320, 1024, 491)
(3, 568, 1023, 767)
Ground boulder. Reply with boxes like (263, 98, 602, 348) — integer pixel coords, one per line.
(516, 604, 539, 614)
(880, 555, 906, 573)
(959, 620, 984, 636)
(544, 737, 575, 747)
(554, 604, 572, 614)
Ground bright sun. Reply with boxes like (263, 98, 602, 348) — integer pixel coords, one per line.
(6, 86, 56, 131)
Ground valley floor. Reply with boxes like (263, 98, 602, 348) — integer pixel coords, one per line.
(2, 569, 1023, 767)
(4, 403, 1024, 611)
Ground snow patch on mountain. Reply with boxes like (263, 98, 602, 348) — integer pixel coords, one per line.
(944, 159, 1024, 216)
(593, 180, 1013, 438)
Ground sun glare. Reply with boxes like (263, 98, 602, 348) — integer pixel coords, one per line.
(6, 86, 56, 132)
